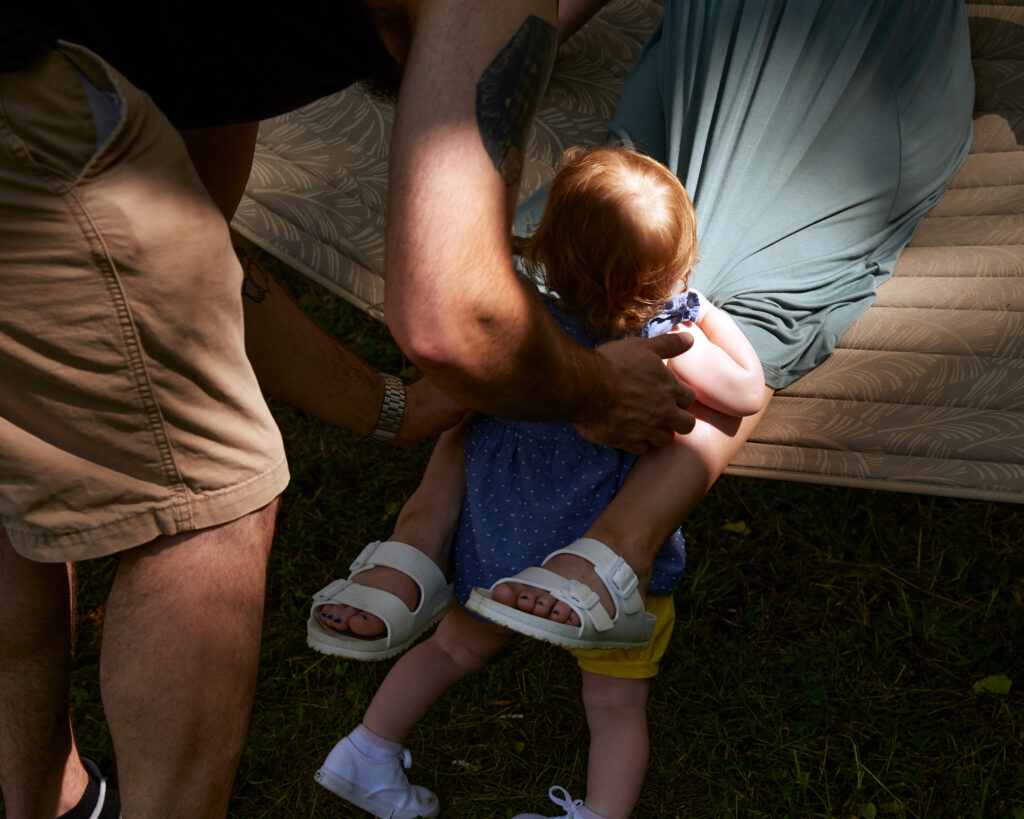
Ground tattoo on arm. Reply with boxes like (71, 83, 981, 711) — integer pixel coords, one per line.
(476, 15, 557, 189)
(237, 245, 270, 303)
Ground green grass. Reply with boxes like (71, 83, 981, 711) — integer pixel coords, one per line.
(66, 255, 1023, 818)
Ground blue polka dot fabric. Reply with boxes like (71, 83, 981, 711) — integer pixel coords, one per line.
(453, 296, 691, 604)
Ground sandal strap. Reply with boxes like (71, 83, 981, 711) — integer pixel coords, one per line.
(348, 540, 447, 597)
(544, 538, 644, 616)
(500, 566, 616, 633)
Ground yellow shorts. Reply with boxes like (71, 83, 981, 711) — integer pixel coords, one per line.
(0, 44, 289, 561)
(570, 595, 675, 679)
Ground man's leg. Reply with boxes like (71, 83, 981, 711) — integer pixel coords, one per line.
(100, 499, 278, 819)
(0, 530, 89, 818)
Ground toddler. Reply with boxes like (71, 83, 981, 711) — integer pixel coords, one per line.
(312, 146, 764, 818)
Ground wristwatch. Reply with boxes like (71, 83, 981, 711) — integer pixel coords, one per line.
(370, 372, 405, 443)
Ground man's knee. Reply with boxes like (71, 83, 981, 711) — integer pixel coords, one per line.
(120, 498, 280, 574)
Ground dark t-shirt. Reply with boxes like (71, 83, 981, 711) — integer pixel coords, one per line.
(1, 12, 59, 70)
(1, 1, 399, 129)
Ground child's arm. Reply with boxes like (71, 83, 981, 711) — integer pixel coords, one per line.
(664, 292, 766, 417)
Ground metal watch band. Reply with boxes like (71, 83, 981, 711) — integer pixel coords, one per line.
(369, 372, 405, 443)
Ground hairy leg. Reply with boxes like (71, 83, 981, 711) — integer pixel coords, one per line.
(101, 499, 278, 819)
(493, 389, 773, 621)
(362, 606, 513, 742)
(319, 421, 468, 638)
(0, 530, 89, 818)
(580, 670, 649, 819)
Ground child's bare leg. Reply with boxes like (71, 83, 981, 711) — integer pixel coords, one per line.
(579, 670, 649, 819)
(320, 419, 469, 637)
(494, 390, 772, 622)
(318, 606, 511, 816)
(363, 605, 513, 741)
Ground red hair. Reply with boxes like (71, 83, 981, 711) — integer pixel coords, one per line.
(520, 146, 697, 338)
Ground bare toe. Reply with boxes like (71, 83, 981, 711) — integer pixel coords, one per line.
(490, 581, 585, 625)
(531, 593, 555, 617)
(514, 587, 541, 613)
(347, 611, 388, 637)
(320, 603, 359, 631)
(546, 596, 581, 627)
(491, 581, 520, 607)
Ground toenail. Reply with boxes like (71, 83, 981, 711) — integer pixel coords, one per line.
(520, 594, 530, 600)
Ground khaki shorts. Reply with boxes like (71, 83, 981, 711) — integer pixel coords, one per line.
(571, 594, 676, 679)
(0, 43, 289, 562)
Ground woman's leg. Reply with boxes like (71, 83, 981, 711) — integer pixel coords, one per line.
(494, 390, 772, 622)
(319, 419, 469, 637)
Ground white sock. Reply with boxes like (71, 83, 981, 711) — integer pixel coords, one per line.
(352, 723, 403, 757)
(578, 806, 607, 819)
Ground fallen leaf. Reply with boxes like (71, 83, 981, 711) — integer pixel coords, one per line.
(972, 674, 1012, 695)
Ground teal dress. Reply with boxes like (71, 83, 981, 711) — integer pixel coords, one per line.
(518, 0, 974, 388)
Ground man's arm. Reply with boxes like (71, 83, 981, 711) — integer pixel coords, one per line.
(181, 125, 466, 446)
(384, 0, 695, 451)
(238, 244, 466, 445)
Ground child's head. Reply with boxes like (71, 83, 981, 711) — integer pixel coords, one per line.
(520, 146, 697, 338)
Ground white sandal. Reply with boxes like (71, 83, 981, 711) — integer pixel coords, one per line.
(465, 538, 655, 650)
(307, 540, 453, 661)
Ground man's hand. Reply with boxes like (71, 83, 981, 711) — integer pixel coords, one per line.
(574, 333, 697, 453)
(393, 378, 469, 446)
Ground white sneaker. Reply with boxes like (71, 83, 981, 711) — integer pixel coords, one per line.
(512, 785, 591, 819)
(314, 734, 439, 819)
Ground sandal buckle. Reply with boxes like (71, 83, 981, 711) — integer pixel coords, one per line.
(349, 540, 382, 573)
(313, 577, 351, 603)
(606, 558, 638, 599)
(562, 579, 599, 610)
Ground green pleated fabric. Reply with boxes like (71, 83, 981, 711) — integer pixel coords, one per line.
(519, 0, 975, 388)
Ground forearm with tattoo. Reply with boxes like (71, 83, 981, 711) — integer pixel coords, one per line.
(475, 15, 557, 189)
(237, 243, 271, 303)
